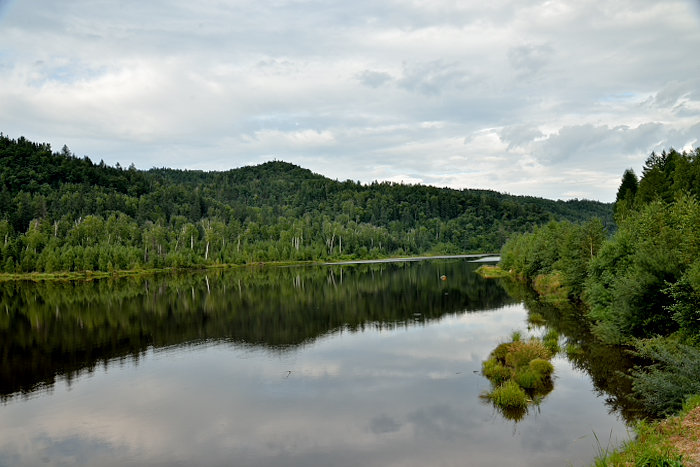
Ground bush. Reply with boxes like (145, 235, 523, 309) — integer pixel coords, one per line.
(504, 339, 551, 368)
(631, 338, 700, 418)
(513, 368, 540, 389)
(489, 380, 528, 410)
(482, 358, 511, 385)
(529, 358, 554, 379)
(542, 329, 560, 355)
(491, 342, 511, 362)
(481, 333, 556, 421)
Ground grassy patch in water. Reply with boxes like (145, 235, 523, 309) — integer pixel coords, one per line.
(489, 380, 528, 409)
(475, 265, 511, 279)
(532, 272, 570, 303)
(542, 329, 560, 355)
(481, 332, 556, 421)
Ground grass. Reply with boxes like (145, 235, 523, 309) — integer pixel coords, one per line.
(527, 311, 547, 327)
(489, 380, 529, 409)
(532, 271, 571, 303)
(543, 329, 560, 355)
(475, 265, 512, 279)
(593, 395, 700, 466)
(481, 332, 556, 421)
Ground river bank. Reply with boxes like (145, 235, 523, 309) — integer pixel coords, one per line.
(0, 254, 499, 282)
(595, 397, 700, 466)
(476, 265, 700, 466)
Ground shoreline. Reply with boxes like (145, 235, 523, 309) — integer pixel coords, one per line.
(0, 254, 500, 282)
(324, 254, 499, 265)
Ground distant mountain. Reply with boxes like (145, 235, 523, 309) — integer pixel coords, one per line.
(0, 134, 612, 273)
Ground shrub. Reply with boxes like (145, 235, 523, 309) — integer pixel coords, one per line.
(513, 368, 540, 389)
(542, 329, 560, 355)
(481, 333, 556, 421)
(482, 358, 511, 385)
(505, 339, 551, 368)
(529, 358, 554, 379)
(631, 338, 700, 417)
(489, 380, 528, 410)
(491, 342, 511, 362)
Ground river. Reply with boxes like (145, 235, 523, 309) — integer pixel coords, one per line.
(0, 259, 633, 466)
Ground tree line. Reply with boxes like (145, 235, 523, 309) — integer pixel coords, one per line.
(0, 134, 612, 273)
(499, 147, 700, 417)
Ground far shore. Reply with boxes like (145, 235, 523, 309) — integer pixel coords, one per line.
(325, 254, 500, 266)
(0, 254, 500, 282)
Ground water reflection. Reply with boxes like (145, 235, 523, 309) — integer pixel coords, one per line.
(0, 260, 633, 467)
(0, 260, 510, 400)
(498, 279, 646, 422)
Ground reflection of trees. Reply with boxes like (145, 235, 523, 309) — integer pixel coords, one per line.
(498, 279, 647, 422)
(0, 260, 513, 399)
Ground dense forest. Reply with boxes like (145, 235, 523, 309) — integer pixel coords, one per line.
(0, 134, 612, 274)
(499, 147, 700, 417)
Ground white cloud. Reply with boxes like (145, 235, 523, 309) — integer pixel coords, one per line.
(1, 0, 699, 201)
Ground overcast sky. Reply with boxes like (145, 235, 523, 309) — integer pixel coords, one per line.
(1, 0, 699, 201)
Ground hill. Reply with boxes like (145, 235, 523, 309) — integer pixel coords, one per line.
(0, 134, 612, 273)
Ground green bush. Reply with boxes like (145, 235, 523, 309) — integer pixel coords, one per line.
(504, 339, 551, 369)
(489, 380, 528, 410)
(529, 358, 554, 379)
(542, 329, 560, 355)
(513, 368, 540, 389)
(631, 338, 700, 417)
(482, 358, 511, 386)
(491, 342, 511, 362)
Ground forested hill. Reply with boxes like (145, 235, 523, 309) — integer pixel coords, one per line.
(0, 134, 612, 273)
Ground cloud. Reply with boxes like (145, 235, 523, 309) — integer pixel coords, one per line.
(356, 69, 393, 88)
(0, 0, 699, 201)
(507, 43, 554, 78)
(398, 60, 474, 96)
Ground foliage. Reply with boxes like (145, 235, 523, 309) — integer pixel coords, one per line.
(481, 333, 555, 421)
(488, 380, 528, 410)
(613, 168, 638, 222)
(593, 396, 700, 467)
(585, 196, 700, 343)
(630, 338, 700, 418)
(499, 148, 700, 345)
(475, 264, 511, 278)
(500, 218, 607, 299)
(542, 329, 560, 355)
(0, 134, 613, 273)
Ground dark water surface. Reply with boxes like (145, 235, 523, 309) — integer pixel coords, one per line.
(0, 261, 632, 466)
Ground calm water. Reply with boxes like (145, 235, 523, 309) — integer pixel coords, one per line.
(0, 260, 633, 466)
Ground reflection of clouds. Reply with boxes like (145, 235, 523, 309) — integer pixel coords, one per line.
(369, 414, 402, 434)
(0, 306, 629, 467)
(407, 405, 470, 442)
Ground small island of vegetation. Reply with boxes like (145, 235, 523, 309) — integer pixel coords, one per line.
(481, 330, 558, 421)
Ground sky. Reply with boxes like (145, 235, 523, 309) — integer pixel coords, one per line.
(1, 0, 699, 202)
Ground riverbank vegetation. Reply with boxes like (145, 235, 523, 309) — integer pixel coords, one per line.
(481, 331, 556, 421)
(492, 147, 699, 461)
(0, 134, 611, 275)
(594, 395, 700, 467)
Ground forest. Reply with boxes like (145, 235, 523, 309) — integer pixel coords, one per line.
(498, 147, 700, 418)
(0, 134, 612, 274)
